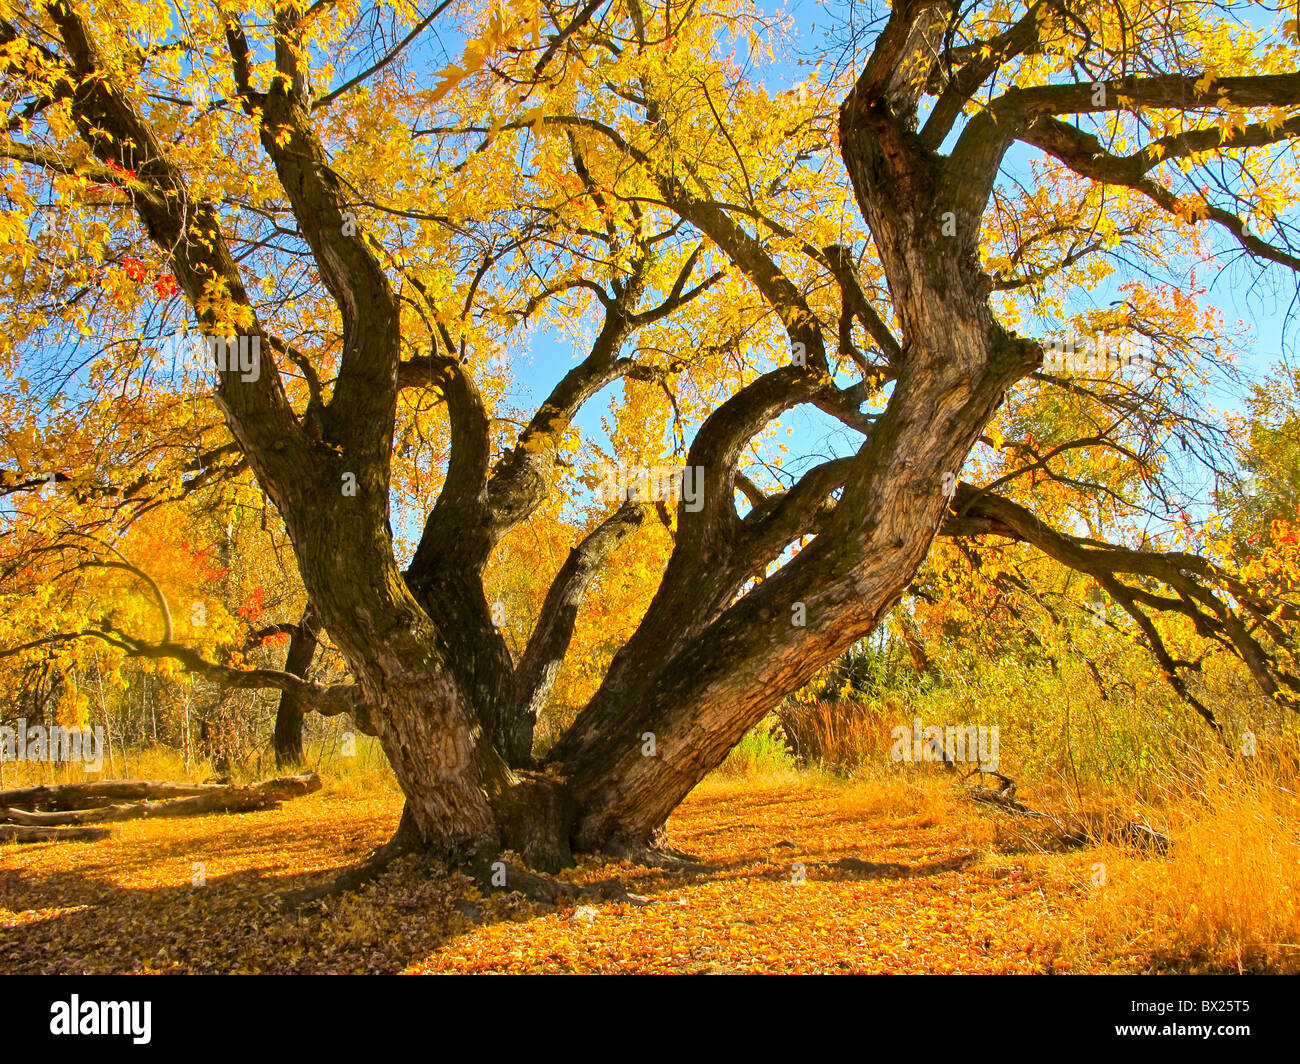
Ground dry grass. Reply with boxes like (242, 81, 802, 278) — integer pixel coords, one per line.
(774, 699, 895, 772)
(1063, 758, 1300, 973)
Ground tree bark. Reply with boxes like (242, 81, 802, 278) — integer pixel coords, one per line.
(273, 608, 322, 768)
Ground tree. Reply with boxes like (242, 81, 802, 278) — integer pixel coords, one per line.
(4, 0, 1300, 875)
(1222, 364, 1300, 553)
(271, 606, 320, 767)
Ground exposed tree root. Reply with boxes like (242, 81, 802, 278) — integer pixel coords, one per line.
(598, 839, 712, 873)
(460, 851, 641, 908)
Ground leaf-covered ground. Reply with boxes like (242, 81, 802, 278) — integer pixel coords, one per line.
(0, 776, 1123, 974)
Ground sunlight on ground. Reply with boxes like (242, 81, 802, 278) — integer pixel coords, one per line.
(1, 775, 1130, 974)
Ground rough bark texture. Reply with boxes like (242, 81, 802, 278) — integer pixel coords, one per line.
(273, 610, 322, 768)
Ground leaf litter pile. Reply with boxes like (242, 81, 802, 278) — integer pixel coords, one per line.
(1, 776, 1124, 973)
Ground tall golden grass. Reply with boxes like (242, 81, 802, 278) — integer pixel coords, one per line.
(1066, 746, 1300, 973)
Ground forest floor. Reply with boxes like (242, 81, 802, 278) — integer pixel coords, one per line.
(0, 770, 1191, 974)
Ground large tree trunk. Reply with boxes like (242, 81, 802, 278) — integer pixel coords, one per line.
(553, 354, 1021, 851)
(544, 28, 1036, 854)
(275, 512, 575, 869)
(263, 475, 502, 860)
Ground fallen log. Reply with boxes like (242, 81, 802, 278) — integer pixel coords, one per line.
(5, 790, 270, 825)
(0, 778, 230, 812)
(0, 772, 321, 826)
(0, 824, 112, 844)
(248, 772, 322, 802)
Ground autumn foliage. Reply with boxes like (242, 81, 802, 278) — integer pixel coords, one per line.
(3, 0, 1300, 974)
